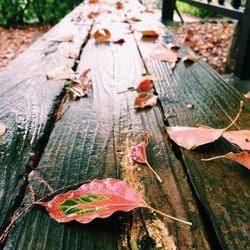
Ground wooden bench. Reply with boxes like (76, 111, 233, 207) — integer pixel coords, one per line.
(0, 0, 249, 249)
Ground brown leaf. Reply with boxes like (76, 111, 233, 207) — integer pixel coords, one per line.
(88, 0, 99, 3)
(66, 69, 92, 100)
(151, 43, 178, 65)
(46, 64, 75, 80)
(93, 29, 111, 43)
(166, 126, 224, 150)
(134, 93, 158, 109)
(0, 123, 7, 136)
(202, 152, 250, 170)
(183, 53, 200, 68)
(140, 30, 159, 38)
(87, 11, 99, 19)
(50, 34, 74, 42)
(112, 38, 125, 45)
(116, 1, 124, 9)
(223, 130, 250, 151)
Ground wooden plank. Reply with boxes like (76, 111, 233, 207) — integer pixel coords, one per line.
(0, 3, 96, 235)
(135, 27, 250, 249)
(3, 11, 210, 249)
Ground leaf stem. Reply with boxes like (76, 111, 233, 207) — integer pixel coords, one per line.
(224, 101, 244, 131)
(201, 154, 226, 162)
(145, 161, 163, 183)
(146, 206, 192, 226)
(117, 87, 135, 94)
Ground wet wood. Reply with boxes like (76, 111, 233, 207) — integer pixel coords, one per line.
(135, 25, 250, 249)
(0, 2, 95, 233)
(3, 12, 209, 250)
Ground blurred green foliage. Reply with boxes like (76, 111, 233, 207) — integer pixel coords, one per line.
(176, 1, 219, 18)
(0, 0, 83, 27)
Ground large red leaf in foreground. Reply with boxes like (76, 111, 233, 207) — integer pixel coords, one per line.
(36, 178, 147, 223)
(202, 152, 250, 170)
(131, 132, 163, 182)
(223, 130, 250, 151)
(36, 178, 191, 225)
(166, 126, 224, 150)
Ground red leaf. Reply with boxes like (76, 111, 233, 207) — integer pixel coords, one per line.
(131, 132, 150, 163)
(134, 93, 158, 109)
(166, 126, 224, 150)
(131, 132, 162, 182)
(202, 152, 250, 170)
(136, 76, 153, 91)
(87, 11, 99, 19)
(0, 122, 7, 136)
(36, 178, 147, 223)
(93, 29, 111, 43)
(223, 130, 250, 150)
(88, 0, 99, 3)
(36, 178, 191, 225)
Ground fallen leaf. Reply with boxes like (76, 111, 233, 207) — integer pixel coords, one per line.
(183, 53, 200, 68)
(134, 93, 158, 109)
(93, 29, 111, 43)
(35, 178, 191, 225)
(151, 43, 178, 66)
(87, 11, 99, 19)
(223, 130, 250, 151)
(142, 9, 155, 13)
(116, 1, 124, 9)
(131, 132, 162, 182)
(244, 91, 250, 99)
(50, 34, 74, 42)
(0, 123, 7, 136)
(166, 43, 180, 51)
(166, 126, 224, 150)
(88, 0, 99, 3)
(66, 68, 91, 100)
(123, 17, 141, 23)
(202, 152, 250, 170)
(136, 75, 153, 91)
(140, 30, 159, 38)
(46, 63, 75, 80)
(112, 38, 125, 45)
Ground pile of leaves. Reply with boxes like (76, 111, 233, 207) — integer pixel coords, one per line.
(169, 22, 235, 73)
(0, 25, 51, 69)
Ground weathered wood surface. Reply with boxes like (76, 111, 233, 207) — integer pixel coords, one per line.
(0, 2, 96, 234)
(2, 10, 209, 249)
(0, 0, 249, 249)
(135, 27, 250, 249)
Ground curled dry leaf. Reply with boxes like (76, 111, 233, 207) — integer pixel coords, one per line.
(182, 53, 200, 68)
(87, 11, 99, 19)
(202, 152, 250, 170)
(136, 75, 153, 91)
(35, 178, 191, 225)
(46, 63, 75, 80)
(166, 126, 224, 150)
(223, 130, 250, 151)
(131, 132, 162, 182)
(93, 29, 111, 43)
(151, 43, 179, 67)
(113, 38, 125, 45)
(88, 0, 99, 3)
(50, 34, 74, 42)
(66, 69, 92, 100)
(134, 93, 158, 109)
(140, 30, 159, 38)
(244, 91, 250, 99)
(116, 1, 124, 9)
(0, 123, 7, 137)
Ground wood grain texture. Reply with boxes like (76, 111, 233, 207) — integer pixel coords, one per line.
(4, 18, 209, 250)
(135, 27, 250, 249)
(0, 3, 95, 233)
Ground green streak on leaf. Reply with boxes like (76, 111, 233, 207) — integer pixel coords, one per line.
(76, 207, 105, 215)
(62, 207, 83, 215)
(60, 199, 78, 206)
(79, 194, 107, 203)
